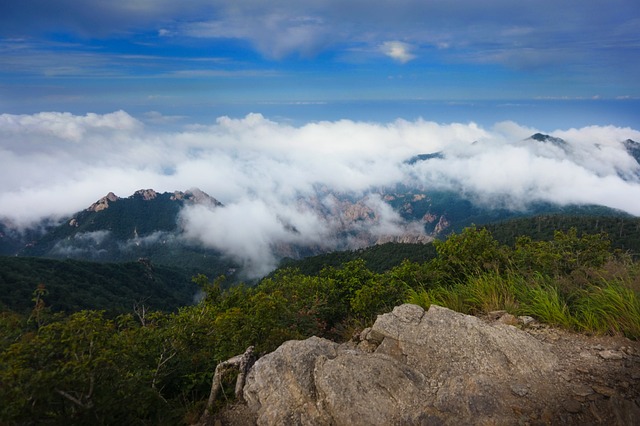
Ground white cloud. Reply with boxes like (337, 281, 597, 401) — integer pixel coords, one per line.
(0, 110, 141, 143)
(380, 41, 416, 63)
(1, 110, 639, 273)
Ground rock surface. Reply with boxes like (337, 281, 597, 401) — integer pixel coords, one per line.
(226, 305, 640, 425)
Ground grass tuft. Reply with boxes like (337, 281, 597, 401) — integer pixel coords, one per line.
(406, 270, 640, 339)
(573, 281, 640, 339)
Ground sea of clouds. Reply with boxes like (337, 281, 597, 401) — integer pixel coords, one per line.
(1, 111, 639, 275)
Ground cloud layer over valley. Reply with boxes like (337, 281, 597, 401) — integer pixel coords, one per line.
(1, 111, 639, 275)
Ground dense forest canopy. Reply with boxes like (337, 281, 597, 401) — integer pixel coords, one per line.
(1, 223, 639, 424)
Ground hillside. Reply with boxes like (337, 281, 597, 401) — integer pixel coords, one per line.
(2, 178, 633, 282)
(276, 214, 640, 277)
(4, 213, 639, 318)
(485, 214, 640, 256)
(1, 225, 639, 424)
(0, 256, 198, 314)
(12, 189, 238, 279)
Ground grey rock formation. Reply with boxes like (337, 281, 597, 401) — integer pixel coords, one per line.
(243, 304, 571, 425)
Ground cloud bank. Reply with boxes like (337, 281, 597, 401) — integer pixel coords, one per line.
(1, 111, 639, 274)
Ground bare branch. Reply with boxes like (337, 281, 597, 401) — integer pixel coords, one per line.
(197, 346, 255, 425)
(55, 389, 94, 409)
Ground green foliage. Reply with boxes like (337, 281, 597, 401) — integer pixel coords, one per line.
(518, 281, 574, 328)
(486, 214, 640, 257)
(431, 226, 509, 283)
(512, 228, 613, 278)
(572, 281, 640, 339)
(459, 272, 521, 315)
(0, 257, 198, 314)
(406, 225, 639, 338)
(2, 221, 640, 424)
(275, 242, 437, 276)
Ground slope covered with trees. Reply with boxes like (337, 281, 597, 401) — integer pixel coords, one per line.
(278, 214, 640, 276)
(0, 257, 198, 314)
(1, 225, 638, 424)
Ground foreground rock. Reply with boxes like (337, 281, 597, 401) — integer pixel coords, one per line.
(232, 305, 639, 425)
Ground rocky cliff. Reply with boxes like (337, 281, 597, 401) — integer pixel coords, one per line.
(216, 305, 640, 425)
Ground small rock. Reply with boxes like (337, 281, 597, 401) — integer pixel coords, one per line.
(598, 350, 624, 360)
(518, 316, 536, 326)
(572, 384, 594, 397)
(487, 310, 507, 320)
(563, 399, 583, 414)
(498, 313, 518, 326)
(592, 385, 616, 397)
(576, 365, 591, 373)
(358, 327, 371, 342)
(510, 383, 529, 397)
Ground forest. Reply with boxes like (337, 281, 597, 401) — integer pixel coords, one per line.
(1, 222, 639, 424)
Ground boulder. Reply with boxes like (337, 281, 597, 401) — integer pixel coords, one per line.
(243, 305, 572, 425)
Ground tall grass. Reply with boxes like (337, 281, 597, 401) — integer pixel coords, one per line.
(573, 281, 640, 339)
(405, 270, 640, 339)
(406, 286, 467, 313)
(517, 283, 573, 328)
(460, 272, 521, 314)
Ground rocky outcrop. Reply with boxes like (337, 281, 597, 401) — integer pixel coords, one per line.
(133, 188, 158, 200)
(171, 188, 223, 207)
(85, 188, 220, 213)
(86, 191, 119, 212)
(241, 305, 640, 425)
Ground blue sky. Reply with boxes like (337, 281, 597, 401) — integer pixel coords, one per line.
(1, 0, 639, 126)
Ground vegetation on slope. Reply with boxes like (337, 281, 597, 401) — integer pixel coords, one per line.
(485, 214, 640, 257)
(1, 225, 639, 424)
(0, 257, 198, 314)
(279, 214, 640, 276)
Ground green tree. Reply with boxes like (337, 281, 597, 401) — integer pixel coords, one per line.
(431, 226, 508, 283)
(513, 228, 613, 278)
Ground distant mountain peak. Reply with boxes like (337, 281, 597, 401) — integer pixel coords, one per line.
(133, 189, 158, 200)
(624, 139, 640, 165)
(171, 188, 223, 206)
(527, 133, 566, 146)
(86, 192, 119, 212)
(405, 152, 444, 165)
(85, 188, 221, 213)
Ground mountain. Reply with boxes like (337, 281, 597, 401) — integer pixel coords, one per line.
(527, 132, 567, 147)
(624, 139, 640, 165)
(16, 189, 237, 279)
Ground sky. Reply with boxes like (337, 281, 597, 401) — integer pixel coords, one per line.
(1, 0, 639, 125)
(1, 1, 640, 274)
